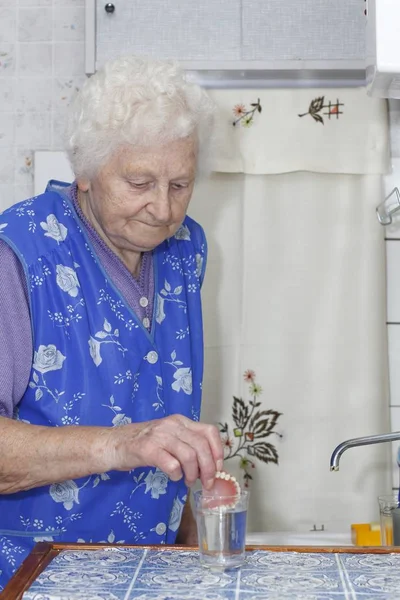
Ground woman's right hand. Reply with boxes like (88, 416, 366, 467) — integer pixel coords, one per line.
(103, 414, 224, 490)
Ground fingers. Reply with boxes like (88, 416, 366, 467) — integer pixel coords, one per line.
(162, 437, 200, 486)
(177, 428, 218, 489)
(154, 448, 183, 482)
(112, 416, 224, 489)
(194, 422, 224, 472)
(168, 416, 224, 489)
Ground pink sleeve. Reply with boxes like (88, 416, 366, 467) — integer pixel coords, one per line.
(0, 240, 32, 417)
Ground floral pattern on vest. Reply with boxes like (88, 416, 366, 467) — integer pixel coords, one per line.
(0, 181, 206, 589)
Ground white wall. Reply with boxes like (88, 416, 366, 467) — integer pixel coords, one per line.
(0, 0, 86, 210)
(387, 100, 400, 488)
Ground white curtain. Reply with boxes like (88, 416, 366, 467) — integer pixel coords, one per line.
(189, 88, 392, 533)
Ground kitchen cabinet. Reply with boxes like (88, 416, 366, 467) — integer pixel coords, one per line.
(88, 0, 366, 74)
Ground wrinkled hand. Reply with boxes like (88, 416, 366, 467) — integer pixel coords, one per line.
(105, 414, 223, 490)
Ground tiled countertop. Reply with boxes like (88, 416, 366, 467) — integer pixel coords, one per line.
(22, 546, 400, 600)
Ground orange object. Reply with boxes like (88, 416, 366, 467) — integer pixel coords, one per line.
(351, 523, 381, 546)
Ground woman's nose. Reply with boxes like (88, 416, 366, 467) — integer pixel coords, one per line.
(150, 189, 173, 223)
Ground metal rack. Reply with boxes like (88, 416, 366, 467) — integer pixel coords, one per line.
(376, 187, 400, 225)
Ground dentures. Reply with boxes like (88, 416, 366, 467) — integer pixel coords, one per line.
(202, 470, 241, 510)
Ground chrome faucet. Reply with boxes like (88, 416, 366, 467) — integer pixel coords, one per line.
(330, 431, 400, 471)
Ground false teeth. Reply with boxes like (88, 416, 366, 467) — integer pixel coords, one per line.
(202, 470, 241, 510)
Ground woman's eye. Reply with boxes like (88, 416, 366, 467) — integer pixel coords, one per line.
(171, 183, 188, 190)
(130, 182, 148, 189)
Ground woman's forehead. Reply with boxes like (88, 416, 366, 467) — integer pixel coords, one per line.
(107, 138, 198, 177)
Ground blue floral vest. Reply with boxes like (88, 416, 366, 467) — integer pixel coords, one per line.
(0, 181, 206, 588)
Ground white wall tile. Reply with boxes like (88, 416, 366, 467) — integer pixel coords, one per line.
(53, 0, 84, 4)
(54, 42, 85, 76)
(51, 112, 67, 150)
(19, 0, 51, 5)
(391, 406, 400, 433)
(0, 1, 86, 203)
(0, 44, 16, 75)
(388, 325, 400, 406)
(15, 111, 50, 148)
(0, 9, 16, 43)
(14, 148, 34, 185)
(0, 149, 15, 184)
(18, 8, 52, 42)
(386, 241, 400, 322)
(0, 78, 15, 110)
(16, 77, 52, 111)
(14, 184, 33, 203)
(53, 7, 84, 42)
(52, 77, 85, 111)
(0, 184, 15, 211)
(19, 42, 52, 75)
(0, 113, 15, 147)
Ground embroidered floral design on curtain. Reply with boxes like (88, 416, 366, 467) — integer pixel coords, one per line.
(219, 370, 282, 487)
(298, 96, 344, 124)
(232, 99, 262, 127)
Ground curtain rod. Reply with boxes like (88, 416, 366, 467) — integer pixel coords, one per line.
(185, 69, 367, 89)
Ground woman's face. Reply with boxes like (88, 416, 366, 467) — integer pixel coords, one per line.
(77, 136, 197, 254)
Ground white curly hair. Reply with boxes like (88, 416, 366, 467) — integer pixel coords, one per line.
(65, 56, 216, 179)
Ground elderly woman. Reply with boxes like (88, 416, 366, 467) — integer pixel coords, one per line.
(0, 56, 223, 588)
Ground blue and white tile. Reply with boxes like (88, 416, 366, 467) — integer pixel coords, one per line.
(129, 592, 234, 600)
(35, 565, 132, 586)
(134, 566, 236, 590)
(52, 547, 145, 567)
(239, 569, 345, 595)
(143, 549, 200, 568)
(247, 550, 337, 571)
(349, 570, 400, 595)
(22, 548, 400, 600)
(24, 592, 124, 600)
(240, 594, 350, 600)
(342, 552, 400, 571)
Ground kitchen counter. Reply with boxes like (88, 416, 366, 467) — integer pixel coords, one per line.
(4, 540, 398, 600)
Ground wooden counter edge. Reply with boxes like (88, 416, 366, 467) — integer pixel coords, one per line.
(3, 542, 400, 599)
(1, 542, 58, 600)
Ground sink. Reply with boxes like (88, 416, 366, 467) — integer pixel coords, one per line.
(246, 531, 353, 546)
